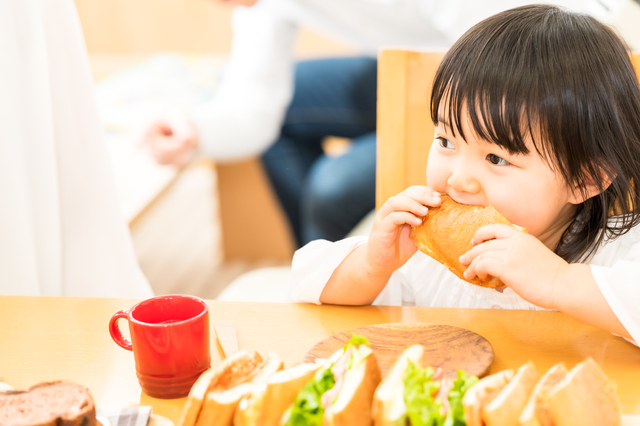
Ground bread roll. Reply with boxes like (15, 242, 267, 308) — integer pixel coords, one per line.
(410, 194, 524, 288)
(0, 381, 96, 426)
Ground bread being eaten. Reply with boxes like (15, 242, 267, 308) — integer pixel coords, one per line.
(409, 194, 525, 289)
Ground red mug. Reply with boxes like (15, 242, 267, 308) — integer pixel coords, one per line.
(109, 294, 211, 399)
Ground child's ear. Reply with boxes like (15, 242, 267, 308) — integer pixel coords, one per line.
(568, 167, 614, 204)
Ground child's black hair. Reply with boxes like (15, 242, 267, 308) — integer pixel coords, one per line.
(431, 4, 640, 262)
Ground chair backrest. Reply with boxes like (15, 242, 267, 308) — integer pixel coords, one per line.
(376, 49, 640, 210)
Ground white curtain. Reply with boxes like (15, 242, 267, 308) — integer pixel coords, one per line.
(0, 0, 153, 298)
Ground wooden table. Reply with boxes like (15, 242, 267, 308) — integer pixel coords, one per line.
(1, 296, 639, 423)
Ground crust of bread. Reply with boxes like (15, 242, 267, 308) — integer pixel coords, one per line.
(481, 361, 540, 426)
(519, 362, 568, 426)
(542, 357, 622, 426)
(194, 351, 283, 426)
(325, 346, 382, 426)
(372, 345, 424, 426)
(179, 350, 258, 426)
(0, 381, 96, 426)
(410, 194, 525, 288)
(178, 368, 217, 426)
(234, 362, 322, 426)
(463, 369, 514, 426)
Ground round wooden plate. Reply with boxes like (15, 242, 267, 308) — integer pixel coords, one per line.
(304, 323, 494, 378)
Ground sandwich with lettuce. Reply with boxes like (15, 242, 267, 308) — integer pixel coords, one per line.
(282, 334, 382, 426)
(372, 344, 478, 426)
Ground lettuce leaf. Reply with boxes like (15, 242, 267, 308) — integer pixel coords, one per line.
(344, 333, 370, 350)
(284, 364, 336, 426)
(284, 334, 371, 426)
(404, 360, 443, 426)
(443, 370, 479, 426)
(403, 360, 478, 426)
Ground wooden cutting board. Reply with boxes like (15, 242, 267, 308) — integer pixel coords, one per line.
(304, 323, 494, 378)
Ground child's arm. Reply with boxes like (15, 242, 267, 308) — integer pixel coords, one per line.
(319, 187, 442, 305)
(459, 225, 631, 339)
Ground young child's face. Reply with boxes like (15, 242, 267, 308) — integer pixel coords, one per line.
(426, 110, 580, 246)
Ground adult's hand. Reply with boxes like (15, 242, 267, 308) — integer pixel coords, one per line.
(140, 118, 198, 167)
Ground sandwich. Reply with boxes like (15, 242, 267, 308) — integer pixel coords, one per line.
(462, 357, 622, 426)
(519, 362, 568, 426)
(372, 344, 479, 426)
(178, 350, 283, 426)
(234, 361, 324, 426)
(409, 194, 525, 288)
(535, 357, 622, 426)
(0, 380, 96, 426)
(281, 334, 382, 426)
(476, 361, 540, 426)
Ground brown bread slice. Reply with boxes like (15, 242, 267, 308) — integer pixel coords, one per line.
(0, 380, 96, 426)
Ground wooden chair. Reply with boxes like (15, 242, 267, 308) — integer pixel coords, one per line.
(376, 49, 444, 209)
(376, 49, 640, 209)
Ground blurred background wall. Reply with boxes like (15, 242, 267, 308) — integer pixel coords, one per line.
(74, 0, 353, 57)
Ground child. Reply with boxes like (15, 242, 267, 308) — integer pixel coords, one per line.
(289, 4, 640, 345)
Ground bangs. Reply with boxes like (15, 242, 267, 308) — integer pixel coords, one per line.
(431, 7, 565, 168)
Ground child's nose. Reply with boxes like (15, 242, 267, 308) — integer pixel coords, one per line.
(447, 166, 481, 195)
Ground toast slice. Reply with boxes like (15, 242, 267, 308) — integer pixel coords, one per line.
(482, 361, 540, 426)
(542, 357, 622, 426)
(463, 369, 514, 426)
(519, 362, 568, 426)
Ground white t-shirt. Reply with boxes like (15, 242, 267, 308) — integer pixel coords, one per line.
(0, 0, 153, 298)
(290, 223, 640, 345)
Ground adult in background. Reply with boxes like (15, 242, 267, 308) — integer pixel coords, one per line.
(0, 0, 153, 298)
(141, 0, 617, 248)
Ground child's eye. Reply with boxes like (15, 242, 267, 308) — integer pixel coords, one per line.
(437, 137, 454, 149)
(486, 153, 511, 166)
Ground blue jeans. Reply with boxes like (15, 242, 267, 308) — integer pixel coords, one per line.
(261, 57, 377, 247)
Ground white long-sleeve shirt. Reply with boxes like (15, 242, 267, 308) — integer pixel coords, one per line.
(290, 222, 640, 346)
(192, 0, 639, 161)
(0, 0, 153, 298)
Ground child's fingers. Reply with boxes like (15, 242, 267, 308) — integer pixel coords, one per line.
(402, 186, 442, 207)
(459, 238, 507, 266)
(378, 211, 423, 231)
(378, 187, 441, 218)
(471, 224, 518, 245)
(378, 195, 429, 219)
(463, 251, 506, 281)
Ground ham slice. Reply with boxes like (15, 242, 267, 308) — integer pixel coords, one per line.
(321, 347, 352, 408)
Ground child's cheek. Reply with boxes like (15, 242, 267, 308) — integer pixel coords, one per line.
(426, 161, 447, 191)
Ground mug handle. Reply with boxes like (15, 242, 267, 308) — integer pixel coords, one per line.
(109, 310, 133, 351)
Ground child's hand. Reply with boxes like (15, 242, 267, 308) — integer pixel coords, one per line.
(459, 225, 569, 309)
(365, 186, 442, 278)
(140, 118, 198, 167)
